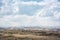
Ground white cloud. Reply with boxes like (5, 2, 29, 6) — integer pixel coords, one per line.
(0, 0, 19, 15)
(20, 1, 46, 6)
(35, 0, 58, 17)
(0, 15, 60, 27)
(0, 15, 33, 27)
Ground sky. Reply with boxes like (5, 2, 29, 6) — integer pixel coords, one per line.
(0, 0, 60, 28)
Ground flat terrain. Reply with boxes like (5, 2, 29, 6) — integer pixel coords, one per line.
(0, 29, 60, 40)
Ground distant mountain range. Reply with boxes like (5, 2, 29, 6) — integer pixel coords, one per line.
(0, 27, 6, 30)
(0, 26, 60, 31)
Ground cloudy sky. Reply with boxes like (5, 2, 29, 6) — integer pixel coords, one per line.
(0, 0, 60, 28)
